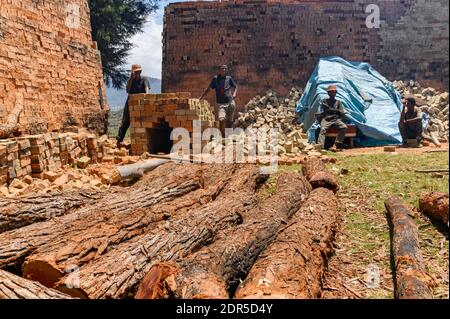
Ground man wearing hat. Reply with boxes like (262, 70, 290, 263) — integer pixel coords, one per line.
(317, 85, 348, 151)
(116, 64, 150, 147)
(399, 96, 423, 146)
(199, 64, 237, 136)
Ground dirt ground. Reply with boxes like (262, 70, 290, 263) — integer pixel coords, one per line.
(340, 143, 449, 156)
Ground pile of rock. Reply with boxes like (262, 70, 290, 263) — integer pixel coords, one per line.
(0, 155, 141, 198)
(231, 87, 317, 156)
(393, 80, 449, 145)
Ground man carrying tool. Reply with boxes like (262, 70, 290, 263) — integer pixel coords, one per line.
(199, 65, 237, 136)
(116, 64, 150, 148)
(398, 96, 423, 147)
(317, 85, 348, 152)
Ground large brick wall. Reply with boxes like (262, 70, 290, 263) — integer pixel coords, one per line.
(162, 0, 449, 110)
(0, 0, 107, 134)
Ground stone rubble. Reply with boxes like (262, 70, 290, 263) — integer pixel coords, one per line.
(228, 87, 318, 156)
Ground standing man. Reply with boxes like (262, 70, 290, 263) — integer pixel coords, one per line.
(199, 65, 237, 136)
(399, 96, 423, 147)
(116, 64, 150, 148)
(317, 85, 348, 152)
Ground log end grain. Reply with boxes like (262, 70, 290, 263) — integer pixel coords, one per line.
(309, 171, 339, 193)
(135, 262, 178, 299)
(54, 281, 89, 299)
(419, 192, 449, 226)
(23, 260, 64, 290)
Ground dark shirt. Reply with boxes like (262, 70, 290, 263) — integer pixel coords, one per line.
(209, 75, 236, 104)
(128, 76, 150, 95)
(402, 106, 422, 124)
(320, 98, 345, 122)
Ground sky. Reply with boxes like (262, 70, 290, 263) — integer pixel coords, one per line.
(125, 0, 190, 79)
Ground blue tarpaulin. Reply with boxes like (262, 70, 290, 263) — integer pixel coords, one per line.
(296, 56, 407, 146)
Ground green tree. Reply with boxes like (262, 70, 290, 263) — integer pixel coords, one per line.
(88, 0, 159, 89)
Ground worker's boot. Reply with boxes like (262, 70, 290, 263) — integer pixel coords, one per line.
(116, 140, 121, 149)
(329, 144, 338, 152)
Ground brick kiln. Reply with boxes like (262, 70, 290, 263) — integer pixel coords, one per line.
(0, 0, 107, 135)
(162, 0, 449, 110)
(128, 93, 216, 155)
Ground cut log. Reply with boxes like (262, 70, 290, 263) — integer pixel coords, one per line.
(0, 190, 104, 233)
(419, 192, 449, 226)
(385, 197, 434, 299)
(54, 165, 265, 299)
(22, 180, 199, 288)
(0, 94, 23, 139)
(117, 158, 169, 179)
(302, 156, 339, 193)
(0, 270, 73, 299)
(136, 172, 312, 299)
(22, 164, 260, 289)
(234, 188, 339, 299)
(0, 162, 206, 270)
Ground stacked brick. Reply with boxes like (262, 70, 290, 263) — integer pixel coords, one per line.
(0, 133, 115, 186)
(129, 93, 216, 155)
(0, 145, 6, 186)
(0, 0, 107, 135)
(162, 0, 449, 110)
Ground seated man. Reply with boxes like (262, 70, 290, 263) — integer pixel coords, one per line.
(399, 96, 423, 147)
(317, 85, 348, 152)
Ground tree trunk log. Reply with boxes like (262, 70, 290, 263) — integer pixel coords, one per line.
(302, 156, 339, 193)
(0, 190, 104, 233)
(22, 179, 200, 288)
(234, 188, 339, 299)
(419, 192, 449, 226)
(136, 173, 312, 299)
(385, 197, 434, 299)
(0, 94, 23, 139)
(0, 270, 73, 299)
(117, 158, 170, 179)
(54, 165, 265, 299)
(0, 162, 206, 270)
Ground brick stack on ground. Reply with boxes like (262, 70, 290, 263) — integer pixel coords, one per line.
(128, 93, 216, 155)
(0, 133, 124, 187)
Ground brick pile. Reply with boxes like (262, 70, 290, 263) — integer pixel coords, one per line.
(162, 0, 449, 110)
(129, 93, 216, 155)
(0, 144, 8, 186)
(0, 133, 123, 187)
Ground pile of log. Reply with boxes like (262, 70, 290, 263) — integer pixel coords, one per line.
(0, 158, 342, 299)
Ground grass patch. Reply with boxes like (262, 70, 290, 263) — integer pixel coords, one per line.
(329, 152, 448, 211)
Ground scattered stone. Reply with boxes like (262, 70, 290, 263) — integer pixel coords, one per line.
(77, 156, 91, 169)
(43, 171, 60, 182)
(384, 146, 397, 152)
(0, 186, 10, 196)
(23, 175, 33, 184)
